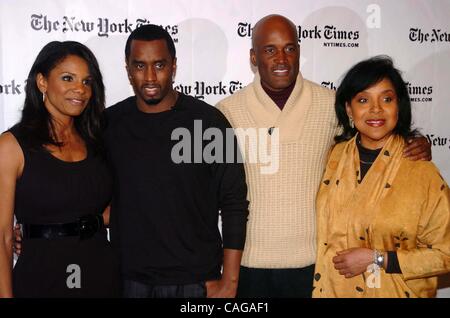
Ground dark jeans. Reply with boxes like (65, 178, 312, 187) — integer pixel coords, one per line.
(122, 279, 207, 298)
(237, 264, 315, 298)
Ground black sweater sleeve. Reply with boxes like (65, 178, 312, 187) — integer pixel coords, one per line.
(386, 251, 402, 274)
(211, 110, 249, 250)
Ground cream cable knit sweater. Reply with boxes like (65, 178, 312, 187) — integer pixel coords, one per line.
(217, 72, 339, 268)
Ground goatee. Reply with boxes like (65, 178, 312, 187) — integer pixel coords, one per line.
(144, 98, 162, 105)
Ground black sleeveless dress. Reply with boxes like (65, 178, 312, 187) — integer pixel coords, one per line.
(9, 126, 120, 298)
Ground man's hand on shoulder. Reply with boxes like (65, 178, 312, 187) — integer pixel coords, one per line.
(403, 136, 431, 161)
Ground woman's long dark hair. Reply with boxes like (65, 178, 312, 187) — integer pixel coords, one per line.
(16, 41, 105, 153)
(334, 55, 416, 143)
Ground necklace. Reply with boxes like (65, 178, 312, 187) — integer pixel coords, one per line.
(360, 159, 374, 165)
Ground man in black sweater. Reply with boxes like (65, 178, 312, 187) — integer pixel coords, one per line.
(104, 24, 248, 298)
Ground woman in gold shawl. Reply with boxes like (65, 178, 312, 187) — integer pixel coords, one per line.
(313, 56, 450, 298)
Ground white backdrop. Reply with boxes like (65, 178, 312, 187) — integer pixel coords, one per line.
(1, 0, 449, 297)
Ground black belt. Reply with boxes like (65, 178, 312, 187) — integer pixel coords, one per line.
(22, 214, 104, 240)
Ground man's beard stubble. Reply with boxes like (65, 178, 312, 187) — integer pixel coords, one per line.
(144, 98, 163, 105)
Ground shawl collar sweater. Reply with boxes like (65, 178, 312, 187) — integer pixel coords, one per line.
(217, 72, 339, 268)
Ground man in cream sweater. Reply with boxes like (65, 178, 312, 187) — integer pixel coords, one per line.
(216, 14, 430, 297)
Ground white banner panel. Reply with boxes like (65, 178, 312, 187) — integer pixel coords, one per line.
(1, 0, 449, 297)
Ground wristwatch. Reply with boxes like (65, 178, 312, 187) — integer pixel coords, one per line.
(374, 250, 385, 268)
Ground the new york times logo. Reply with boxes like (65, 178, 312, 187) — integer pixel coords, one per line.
(321, 81, 337, 91)
(0, 80, 23, 95)
(175, 81, 243, 100)
(426, 134, 450, 150)
(409, 28, 450, 44)
(406, 82, 433, 103)
(237, 22, 359, 48)
(30, 14, 178, 39)
(320, 81, 433, 103)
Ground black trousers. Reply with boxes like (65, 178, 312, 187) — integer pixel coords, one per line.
(122, 279, 206, 298)
(237, 264, 315, 298)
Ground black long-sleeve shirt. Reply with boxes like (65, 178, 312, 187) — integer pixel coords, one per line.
(104, 93, 248, 285)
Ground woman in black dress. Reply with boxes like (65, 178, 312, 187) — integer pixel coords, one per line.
(0, 41, 120, 297)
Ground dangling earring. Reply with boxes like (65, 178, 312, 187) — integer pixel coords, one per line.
(349, 117, 354, 129)
(42, 92, 46, 103)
